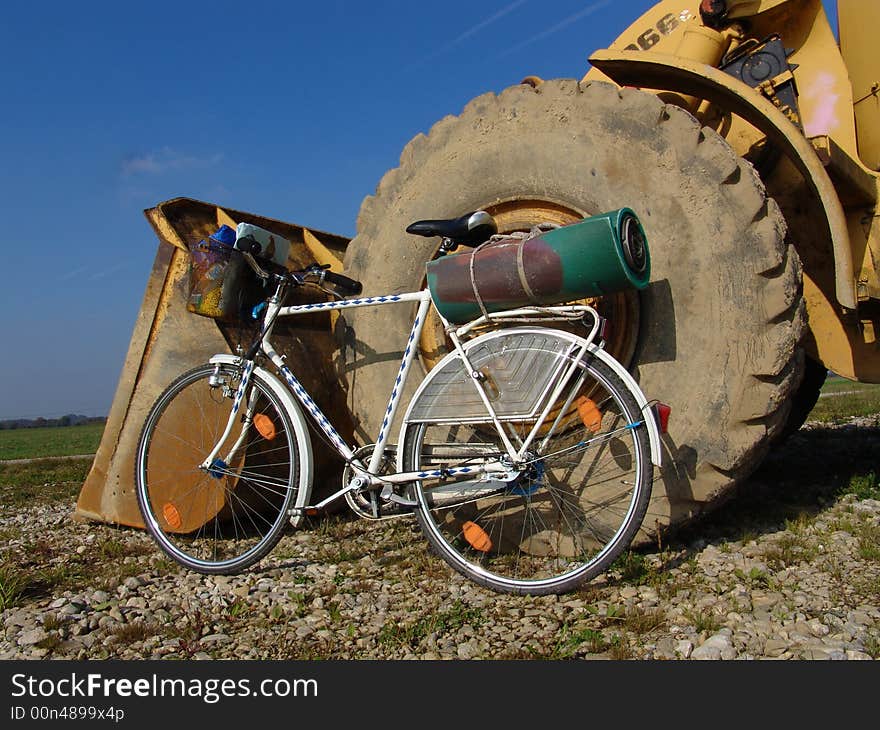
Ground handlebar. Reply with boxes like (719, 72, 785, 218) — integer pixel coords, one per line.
(320, 269, 363, 295)
(237, 236, 363, 296)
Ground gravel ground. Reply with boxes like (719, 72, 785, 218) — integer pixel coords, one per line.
(2, 416, 878, 661)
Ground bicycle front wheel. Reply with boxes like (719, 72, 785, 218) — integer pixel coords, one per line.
(400, 329, 653, 595)
(135, 362, 303, 574)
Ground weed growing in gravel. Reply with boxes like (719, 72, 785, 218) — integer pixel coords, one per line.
(544, 624, 611, 658)
(150, 556, 180, 574)
(765, 533, 818, 569)
(111, 621, 156, 645)
(163, 610, 209, 657)
(623, 607, 666, 635)
(864, 634, 880, 659)
(35, 634, 63, 652)
(785, 513, 817, 535)
(845, 472, 880, 500)
(585, 603, 621, 621)
(97, 537, 128, 560)
(327, 602, 343, 624)
(830, 515, 858, 534)
(314, 514, 356, 541)
(683, 608, 722, 634)
(377, 599, 484, 650)
(325, 544, 367, 564)
(285, 591, 310, 618)
(0, 527, 21, 542)
(856, 521, 880, 561)
(607, 633, 633, 660)
(28, 560, 91, 596)
(611, 551, 650, 583)
(0, 563, 26, 610)
(226, 600, 250, 619)
(823, 555, 850, 590)
(585, 629, 613, 654)
(653, 565, 696, 600)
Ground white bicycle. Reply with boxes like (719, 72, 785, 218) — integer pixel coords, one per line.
(134, 211, 665, 595)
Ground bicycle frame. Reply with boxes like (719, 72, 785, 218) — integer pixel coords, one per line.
(198, 281, 650, 514)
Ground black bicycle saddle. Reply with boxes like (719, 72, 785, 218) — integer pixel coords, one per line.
(406, 210, 497, 247)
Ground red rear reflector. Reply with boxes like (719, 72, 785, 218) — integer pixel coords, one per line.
(653, 403, 671, 434)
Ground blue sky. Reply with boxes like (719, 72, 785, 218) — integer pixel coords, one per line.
(0, 1, 838, 419)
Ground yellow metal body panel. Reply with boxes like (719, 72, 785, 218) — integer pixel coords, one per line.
(839, 0, 880, 170)
(585, 1, 857, 156)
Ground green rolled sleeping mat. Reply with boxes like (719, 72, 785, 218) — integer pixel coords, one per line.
(425, 207, 651, 324)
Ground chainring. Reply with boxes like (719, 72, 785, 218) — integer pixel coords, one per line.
(343, 445, 408, 520)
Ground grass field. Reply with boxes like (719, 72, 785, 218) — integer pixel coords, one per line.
(0, 459, 89, 506)
(0, 422, 105, 461)
(807, 375, 880, 424)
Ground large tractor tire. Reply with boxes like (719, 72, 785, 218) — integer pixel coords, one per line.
(340, 79, 805, 533)
(779, 356, 827, 439)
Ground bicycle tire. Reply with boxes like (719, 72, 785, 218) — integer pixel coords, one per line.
(400, 328, 653, 595)
(135, 362, 302, 574)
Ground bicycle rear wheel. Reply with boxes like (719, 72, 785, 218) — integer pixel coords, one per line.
(400, 329, 653, 595)
(135, 362, 302, 574)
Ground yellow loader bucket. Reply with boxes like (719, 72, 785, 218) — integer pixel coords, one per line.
(75, 198, 353, 528)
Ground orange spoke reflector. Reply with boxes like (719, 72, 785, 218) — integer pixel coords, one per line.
(575, 396, 602, 433)
(462, 521, 492, 552)
(162, 502, 182, 530)
(253, 413, 277, 440)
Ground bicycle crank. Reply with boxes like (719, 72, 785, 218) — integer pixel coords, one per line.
(342, 445, 409, 521)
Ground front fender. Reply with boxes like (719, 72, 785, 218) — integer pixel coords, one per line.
(208, 354, 314, 524)
(588, 49, 856, 311)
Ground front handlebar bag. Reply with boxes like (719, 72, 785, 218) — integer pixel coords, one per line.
(186, 225, 266, 322)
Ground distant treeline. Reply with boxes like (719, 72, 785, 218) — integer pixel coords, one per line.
(0, 415, 107, 430)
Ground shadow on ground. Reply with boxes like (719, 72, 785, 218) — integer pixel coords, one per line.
(663, 418, 880, 549)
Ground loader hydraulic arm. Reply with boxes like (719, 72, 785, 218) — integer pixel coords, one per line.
(589, 48, 857, 311)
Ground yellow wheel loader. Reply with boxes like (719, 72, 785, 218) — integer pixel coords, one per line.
(78, 0, 880, 539)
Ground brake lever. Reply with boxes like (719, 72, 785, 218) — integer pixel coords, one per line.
(242, 251, 271, 280)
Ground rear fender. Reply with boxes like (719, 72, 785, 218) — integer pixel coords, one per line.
(398, 331, 662, 469)
(588, 49, 857, 311)
(588, 345, 663, 469)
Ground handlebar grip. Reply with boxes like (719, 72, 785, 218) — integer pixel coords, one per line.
(323, 270, 363, 295)
(236, 236, 262, 256)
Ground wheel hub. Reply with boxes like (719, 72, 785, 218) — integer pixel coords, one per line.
(509, 456, 545, 497)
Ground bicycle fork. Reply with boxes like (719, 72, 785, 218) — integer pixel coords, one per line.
(198, 360, 259, 477)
